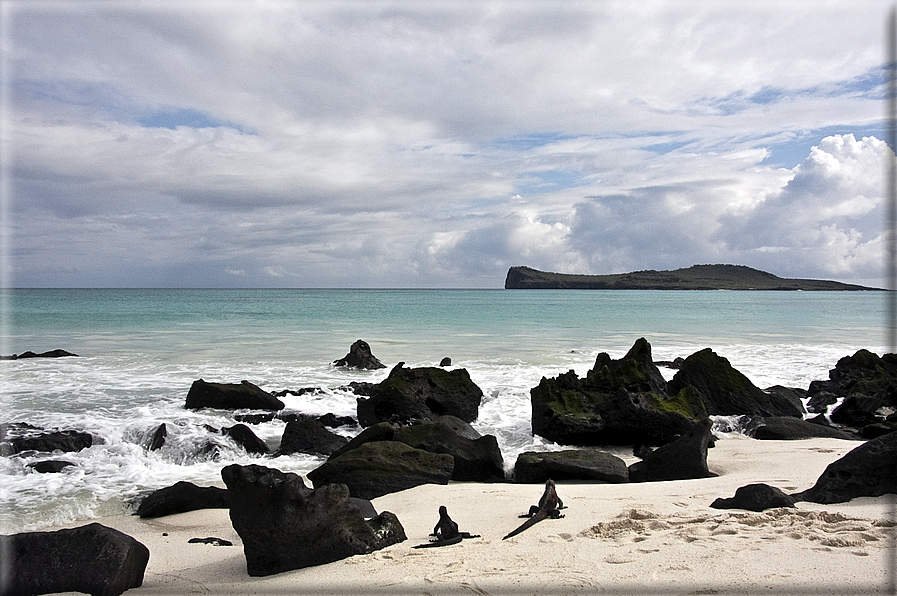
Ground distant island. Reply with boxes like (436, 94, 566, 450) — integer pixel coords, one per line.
(504, 264, 884, 291)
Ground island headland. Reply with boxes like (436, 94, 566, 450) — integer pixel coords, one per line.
(505, 264, 884, 290)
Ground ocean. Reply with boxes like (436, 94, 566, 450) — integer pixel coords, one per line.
(0, 288, 888, 534)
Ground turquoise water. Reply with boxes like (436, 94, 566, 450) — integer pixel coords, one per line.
(0, 289, 889, 532)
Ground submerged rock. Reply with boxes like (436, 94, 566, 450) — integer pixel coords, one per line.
(2, 425, 93, 455)
(0, 349, 78, 360)
(223, 423, 270, 454)
(222, 464, 405, 576)
(1, 522, 149, 596)
(333, 339, 386, 370)
(185, 379, 284, 411)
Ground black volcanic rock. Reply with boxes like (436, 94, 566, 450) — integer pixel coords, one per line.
(809, 350, 897, 427)
(333, 339, 386, 370)
(513, 449, 628, 484)
(135, 481, 230, 518)
(794, 430, 897, 504)
(667, 348, 804, 418)
(28, 460, 76, 473)
(1, 523, 149, 596)
(221, 463, 405, 576)
(185, 379, 284, 411)
(0, 349, 78, 360)
(223, 423, 270, 454)
(628, 418, 715, 483)
(711, 483, 796, 511)
(3, 427, 93, 455)
(307, 441, 454, 500)
(752, 416, 859, 440)
(355, 362, 483, 427)
(530, 338, 707, 446)
(393, 420, 504, 481)
(277, 417, 349, 456)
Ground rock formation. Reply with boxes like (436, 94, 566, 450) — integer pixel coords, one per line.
(333, 339, 386, 370)
(221, 464, 405, 576)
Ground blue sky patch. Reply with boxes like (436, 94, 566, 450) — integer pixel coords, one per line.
(761, 123, 886, 168)
(137, 107, 251, 132)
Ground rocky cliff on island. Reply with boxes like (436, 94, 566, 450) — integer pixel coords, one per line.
(505, 264, 882, 290)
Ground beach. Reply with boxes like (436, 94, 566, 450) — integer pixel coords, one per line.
(55, 436, 895, 596)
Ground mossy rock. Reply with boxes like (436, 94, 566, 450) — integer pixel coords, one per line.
(530, 339, 706, 446)
(393, 420, 504, 481)
(667, 348, 803, 417)
(356, 363, 483, 427)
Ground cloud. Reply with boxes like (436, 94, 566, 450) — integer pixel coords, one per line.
(4, 2, 892, 287)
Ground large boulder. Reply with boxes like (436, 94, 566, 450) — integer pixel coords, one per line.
(628, 418, 715, 483)
(355, 362, 483, 427)
(307, 441, 454, 500)
(221, 464, 405, 576)
(185, 379, 284, 411)
(710, 483, 796, 512)
(531, 338, 707, 446)
(793, 430, 897, 504)
(276, 417, 349, 456)
(751, 416, 859, 441)
(809, 350, 897, 427)
(135, 481, 229, 518)
(333, 339, 386, 370)
(329, 421, 399, 459)
(513, 449, 629, 484)
(393, 420, 504, 481)
(0, 522, 149, 596)
(667, 349, 804, 417)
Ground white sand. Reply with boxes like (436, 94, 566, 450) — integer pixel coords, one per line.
(51, 437, 897, 595)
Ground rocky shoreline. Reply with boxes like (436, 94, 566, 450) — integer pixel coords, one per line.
(2, 338, 897, 593)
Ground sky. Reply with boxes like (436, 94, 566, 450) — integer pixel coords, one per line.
(1, 0, 894, 288)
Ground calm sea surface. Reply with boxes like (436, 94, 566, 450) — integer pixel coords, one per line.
(0, 288, 888, 532)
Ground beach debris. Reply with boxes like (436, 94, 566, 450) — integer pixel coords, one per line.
(414, 505, 480, 548)
(185, 379, 284, 411)
(503, 479, 565, 540)
(710, 483, 796, 512)
(188, 537, 234, 546)
(1, 522, 149, 596)
(222, 463, 406, 576)
(333, 339, 386, 369)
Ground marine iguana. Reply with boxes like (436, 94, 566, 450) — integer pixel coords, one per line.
(502, 479, 565, 540)
(413, 505, 480, 548)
